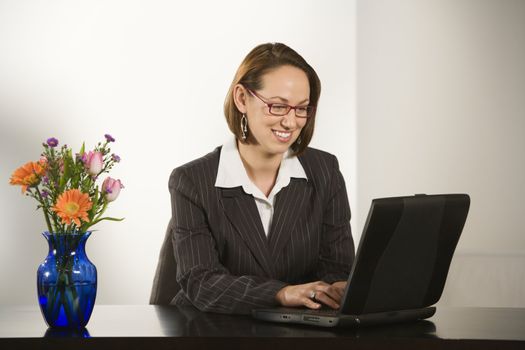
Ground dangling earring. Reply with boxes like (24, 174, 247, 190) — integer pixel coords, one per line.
(297, 135, 302, 145)
(241, 114, 248, 141)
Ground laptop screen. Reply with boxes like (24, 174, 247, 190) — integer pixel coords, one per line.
(341, 194, 470, 315)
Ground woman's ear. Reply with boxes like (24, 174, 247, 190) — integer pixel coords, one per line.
(233, 84, 248, 114)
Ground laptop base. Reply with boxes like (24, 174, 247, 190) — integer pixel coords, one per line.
(252, 306, 436, 328)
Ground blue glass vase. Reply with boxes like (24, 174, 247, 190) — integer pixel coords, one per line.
(37, 231, 97, 328)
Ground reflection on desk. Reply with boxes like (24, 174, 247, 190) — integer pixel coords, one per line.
(0, 305, 524, 350)
(153, 305, 438, 338)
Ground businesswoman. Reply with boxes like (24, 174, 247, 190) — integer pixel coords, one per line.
(151, 43, 355, 315)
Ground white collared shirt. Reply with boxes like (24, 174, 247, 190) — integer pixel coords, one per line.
(215, 137, 308, 236)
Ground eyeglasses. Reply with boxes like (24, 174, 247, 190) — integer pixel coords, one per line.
(246, 88, 315, 118)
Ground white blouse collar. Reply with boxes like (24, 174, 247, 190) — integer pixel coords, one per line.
(215, 136, 307, 199)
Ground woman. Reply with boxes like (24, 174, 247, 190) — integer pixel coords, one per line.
(151, 43, 354, 315)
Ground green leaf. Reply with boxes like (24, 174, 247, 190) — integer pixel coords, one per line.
(83, 216, 124, 231)
(59, 150, 74, 191)
(101, 217, 124, 222)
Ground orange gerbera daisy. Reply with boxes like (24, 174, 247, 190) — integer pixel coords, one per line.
(52, 189, 93, 227)
(9, 161, 47, 193)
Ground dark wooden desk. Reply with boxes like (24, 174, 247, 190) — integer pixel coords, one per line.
(1, 305, 524, 349)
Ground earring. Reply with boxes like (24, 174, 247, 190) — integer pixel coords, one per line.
(241, 114, 248, 141)
(297, 135, 302, 145)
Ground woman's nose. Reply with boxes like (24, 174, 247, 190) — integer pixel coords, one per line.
(280, 109, 298, 129)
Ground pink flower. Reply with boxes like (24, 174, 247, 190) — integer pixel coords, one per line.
(84, 151, 103, 175)
(102, 177, 123, 202)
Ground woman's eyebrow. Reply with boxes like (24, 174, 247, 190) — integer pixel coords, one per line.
(268, 96, 310, 104)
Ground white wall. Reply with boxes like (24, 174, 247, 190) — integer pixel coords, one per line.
(4, 0, 521, 309)
(0, 0, 357, 304)
(357, 0, 525, 306)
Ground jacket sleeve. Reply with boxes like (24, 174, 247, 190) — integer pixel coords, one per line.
(169, 167, 287, 315)
(315, 155, 355, 284)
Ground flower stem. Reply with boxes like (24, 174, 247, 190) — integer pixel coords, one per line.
(36, 188, 54, 233)
(82, 200, 107, 231)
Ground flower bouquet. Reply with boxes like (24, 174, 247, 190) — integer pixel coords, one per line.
(9, 134, 124, 329)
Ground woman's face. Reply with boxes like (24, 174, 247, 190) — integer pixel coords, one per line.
(240, 65, 310, 157)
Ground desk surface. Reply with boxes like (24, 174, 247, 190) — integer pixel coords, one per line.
(1, 305, 524, 349)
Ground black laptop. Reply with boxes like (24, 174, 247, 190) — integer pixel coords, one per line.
(252, 193, 470, 328)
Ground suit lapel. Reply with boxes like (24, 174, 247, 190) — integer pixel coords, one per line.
(268, 178, 312, 262)
(219, 187, 275, 277)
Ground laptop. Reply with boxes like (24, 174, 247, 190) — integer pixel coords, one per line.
(252, 193, 470, 328)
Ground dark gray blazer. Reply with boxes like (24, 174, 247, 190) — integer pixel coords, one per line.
(150, 146, 354, 315)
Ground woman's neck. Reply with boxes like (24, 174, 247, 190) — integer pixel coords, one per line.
(237, 141, 282, 197)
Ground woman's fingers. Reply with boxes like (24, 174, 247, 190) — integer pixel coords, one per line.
(304, 297, 321, 309)
(311, 290, 340, 309)
(314, 284, 342, 305)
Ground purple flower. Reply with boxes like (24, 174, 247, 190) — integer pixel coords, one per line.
(112, 154, 121, 163)
(42, 176, 49, 184)
(41, 190, 49, 198)
(104, 134, 115, 143)
(46, 137, 59, 148)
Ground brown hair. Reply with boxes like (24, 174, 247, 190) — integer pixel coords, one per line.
(224, 43, 321, 156)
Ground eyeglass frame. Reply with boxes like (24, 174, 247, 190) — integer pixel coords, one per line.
(244, 87, 316, 118)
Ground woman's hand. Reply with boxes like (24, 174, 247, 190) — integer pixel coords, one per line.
(331, 281, 347, 296)
(275, 280, 346, 310)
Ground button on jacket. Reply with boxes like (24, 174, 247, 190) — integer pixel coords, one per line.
(150, 146, 355, 315)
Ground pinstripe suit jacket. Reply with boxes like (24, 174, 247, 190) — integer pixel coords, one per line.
(150, 146, 354, 315)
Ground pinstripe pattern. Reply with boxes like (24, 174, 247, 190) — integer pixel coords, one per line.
(150, 146, 354, 315)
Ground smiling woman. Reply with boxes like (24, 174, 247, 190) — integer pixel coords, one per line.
(150, 43, 355, 315)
